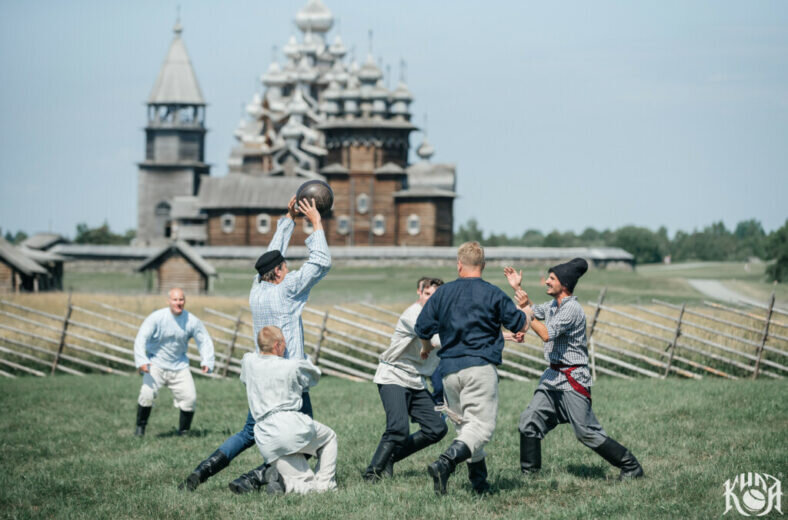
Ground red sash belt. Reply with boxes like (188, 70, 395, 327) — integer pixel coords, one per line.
(550, 363, 591, 402)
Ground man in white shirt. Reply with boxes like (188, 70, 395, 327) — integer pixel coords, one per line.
(239, 326, 338, 495)
(363, 278, 448, 482)
(133, 287, 215, 436)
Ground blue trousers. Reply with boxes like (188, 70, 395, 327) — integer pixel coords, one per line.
(218, 391, 313, 461)
(430, 369, 445, 405)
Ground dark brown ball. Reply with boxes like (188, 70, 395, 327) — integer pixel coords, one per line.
(295, 180, 334, 216)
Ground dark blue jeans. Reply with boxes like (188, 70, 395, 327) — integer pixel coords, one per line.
(218, 391, 313, 460)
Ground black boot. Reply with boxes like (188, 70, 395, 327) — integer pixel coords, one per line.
(228, 463, 272, 494)
(135, 405, 152, 436)
(520, 434, 541, 475)
(263, 466, 285, 495)
(178, 449, 230, 491)
(177, 410, 194, 436)
(467, 458, 491, 495)
(427, 440, 472, 496)
(593, 437, 644, 480)
(363, 440, 397, 483)
(392, 431, 435, 464)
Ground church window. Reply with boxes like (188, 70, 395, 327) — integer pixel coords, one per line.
(256, 214, 271, 234)
(221, 213, 235, 234)
(337, 215, 350, 235)
(372, 214, 385, 236)
(407, 214, 421, 236)
(356, 193, 370, 214)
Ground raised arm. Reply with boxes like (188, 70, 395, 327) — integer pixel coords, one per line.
(285, 198, 331, 298)
(266, 196, 298, 256)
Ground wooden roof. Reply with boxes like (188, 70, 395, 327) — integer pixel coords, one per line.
(137, 241, 216, 277)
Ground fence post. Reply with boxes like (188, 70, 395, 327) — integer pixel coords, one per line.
(51, 293, 73, 375)
(587, 288, 606, 382)
(223, 311, 242, 377)
(752, 289, 776, 380)
(663, 303, 686, 378)
(313, 312, 329, 364)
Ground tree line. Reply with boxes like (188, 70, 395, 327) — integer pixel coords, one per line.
(454, 218, 788, 281)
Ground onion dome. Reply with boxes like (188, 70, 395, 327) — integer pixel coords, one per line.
(295, 0, 334, 34)
(393, 81, 413, 101)
(417, 138, 435, 160)
(288, 87, 310, 115)
(261, 61, 287, 86)
(281, 117, 304, 139)
(358, 53, 383, 82)
(296, 55, 318, 82)
(283, 35, 300, 60)
(329, 34, 347, 58)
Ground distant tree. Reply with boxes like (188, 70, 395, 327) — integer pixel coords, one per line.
(2, 230, 28, 244)
(733, 219, 767, 260)
(74, 222, 134, 245)
(613, 226, 665, 264)
(766, 220, 788, 282)
(520, 229, 544, 247)
(454, 218, 484, 245)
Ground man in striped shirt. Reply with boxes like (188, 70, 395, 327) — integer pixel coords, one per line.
(179, 196, 331, 493)
(506, 258, 643, 480)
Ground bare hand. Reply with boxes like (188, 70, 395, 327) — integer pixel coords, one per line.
(297, 198, 322, 230)
(201, 365, 210, 374)
(503, 266, 522, 290)
(287, 196, 298, 219)
(515, 288, 530, 308)
(139, 364, 150, 374)
(420, 347, 429, 360)
(513, 331, 525, 343)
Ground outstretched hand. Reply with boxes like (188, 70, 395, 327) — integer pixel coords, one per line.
(297, 198, 323, 231)
(503, 266, 522, 291)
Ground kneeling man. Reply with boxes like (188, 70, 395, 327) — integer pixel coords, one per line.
(240, 326, 338, 494)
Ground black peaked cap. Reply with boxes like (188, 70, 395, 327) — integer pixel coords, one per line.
(255, 250, 284, 276)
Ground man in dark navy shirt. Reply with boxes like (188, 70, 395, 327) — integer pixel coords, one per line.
(416, 241, 530, 496)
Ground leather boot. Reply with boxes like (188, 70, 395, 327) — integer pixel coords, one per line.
(593, 437, 644, 480)
(363, 440, 396, 483)
(177, 410, 195, 436)
(178, 449, 230, 491)
(263, 466, 285, 495)
(228, 463, 272, 494)
(467, 458, 491, 494)
(135, 405, 152, 436)
(427, 440, 472, 496)
(392, 431, 435, 464)
(520, 434, 541, 475)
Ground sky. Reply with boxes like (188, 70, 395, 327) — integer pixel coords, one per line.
(1, 0, 786, 240)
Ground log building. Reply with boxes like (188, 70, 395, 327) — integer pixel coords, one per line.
(137, 0, 456, 248)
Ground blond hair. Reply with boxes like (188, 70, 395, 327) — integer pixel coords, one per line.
(457, 241, 485, 268)
(257, 326, 285, 353)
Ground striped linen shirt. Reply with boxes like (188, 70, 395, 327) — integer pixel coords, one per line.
(133, 308, 215, 372)
(249, 217, 331, 360)
(532, 296, 592, 391)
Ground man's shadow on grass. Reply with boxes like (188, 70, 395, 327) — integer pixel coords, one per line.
(565, 463, 607, 480)
(156, 428, 211, 439)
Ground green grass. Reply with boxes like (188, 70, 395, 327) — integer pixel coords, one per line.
(1, 375, 785, 519)
(62, 261, 784, 308)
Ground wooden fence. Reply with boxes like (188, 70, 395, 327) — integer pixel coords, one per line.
(0, 288, 785, 383)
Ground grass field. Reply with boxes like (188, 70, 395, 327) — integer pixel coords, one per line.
(1, 374, 785, 519)
(62, 261, 786, 307)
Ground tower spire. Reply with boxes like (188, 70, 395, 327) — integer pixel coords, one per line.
(174, 5, 182, 35)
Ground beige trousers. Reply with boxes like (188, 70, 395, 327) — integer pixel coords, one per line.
(137, 365, 197, 411)
(443, 363, 498, 463)
(274, 420, 338, 494)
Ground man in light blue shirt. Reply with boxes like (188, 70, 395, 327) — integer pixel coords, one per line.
(134, 287, 214, 436)
(180, 196, 331, 493)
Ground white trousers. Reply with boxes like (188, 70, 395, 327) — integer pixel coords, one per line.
(274, 420, 338, 494)
(443, 363, 499, 463)
(137, 365, 196, 411)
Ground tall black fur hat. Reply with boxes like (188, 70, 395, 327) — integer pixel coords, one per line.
(548, 257, 588, 293)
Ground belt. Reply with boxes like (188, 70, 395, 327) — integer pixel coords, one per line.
(550, 363, 591, 402)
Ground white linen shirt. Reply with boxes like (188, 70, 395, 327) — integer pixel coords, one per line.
(249, 217, 331, 360)
(133, 308, 215, 372)
(373, 302, 441, 390)
(240, 353, 321, 462)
